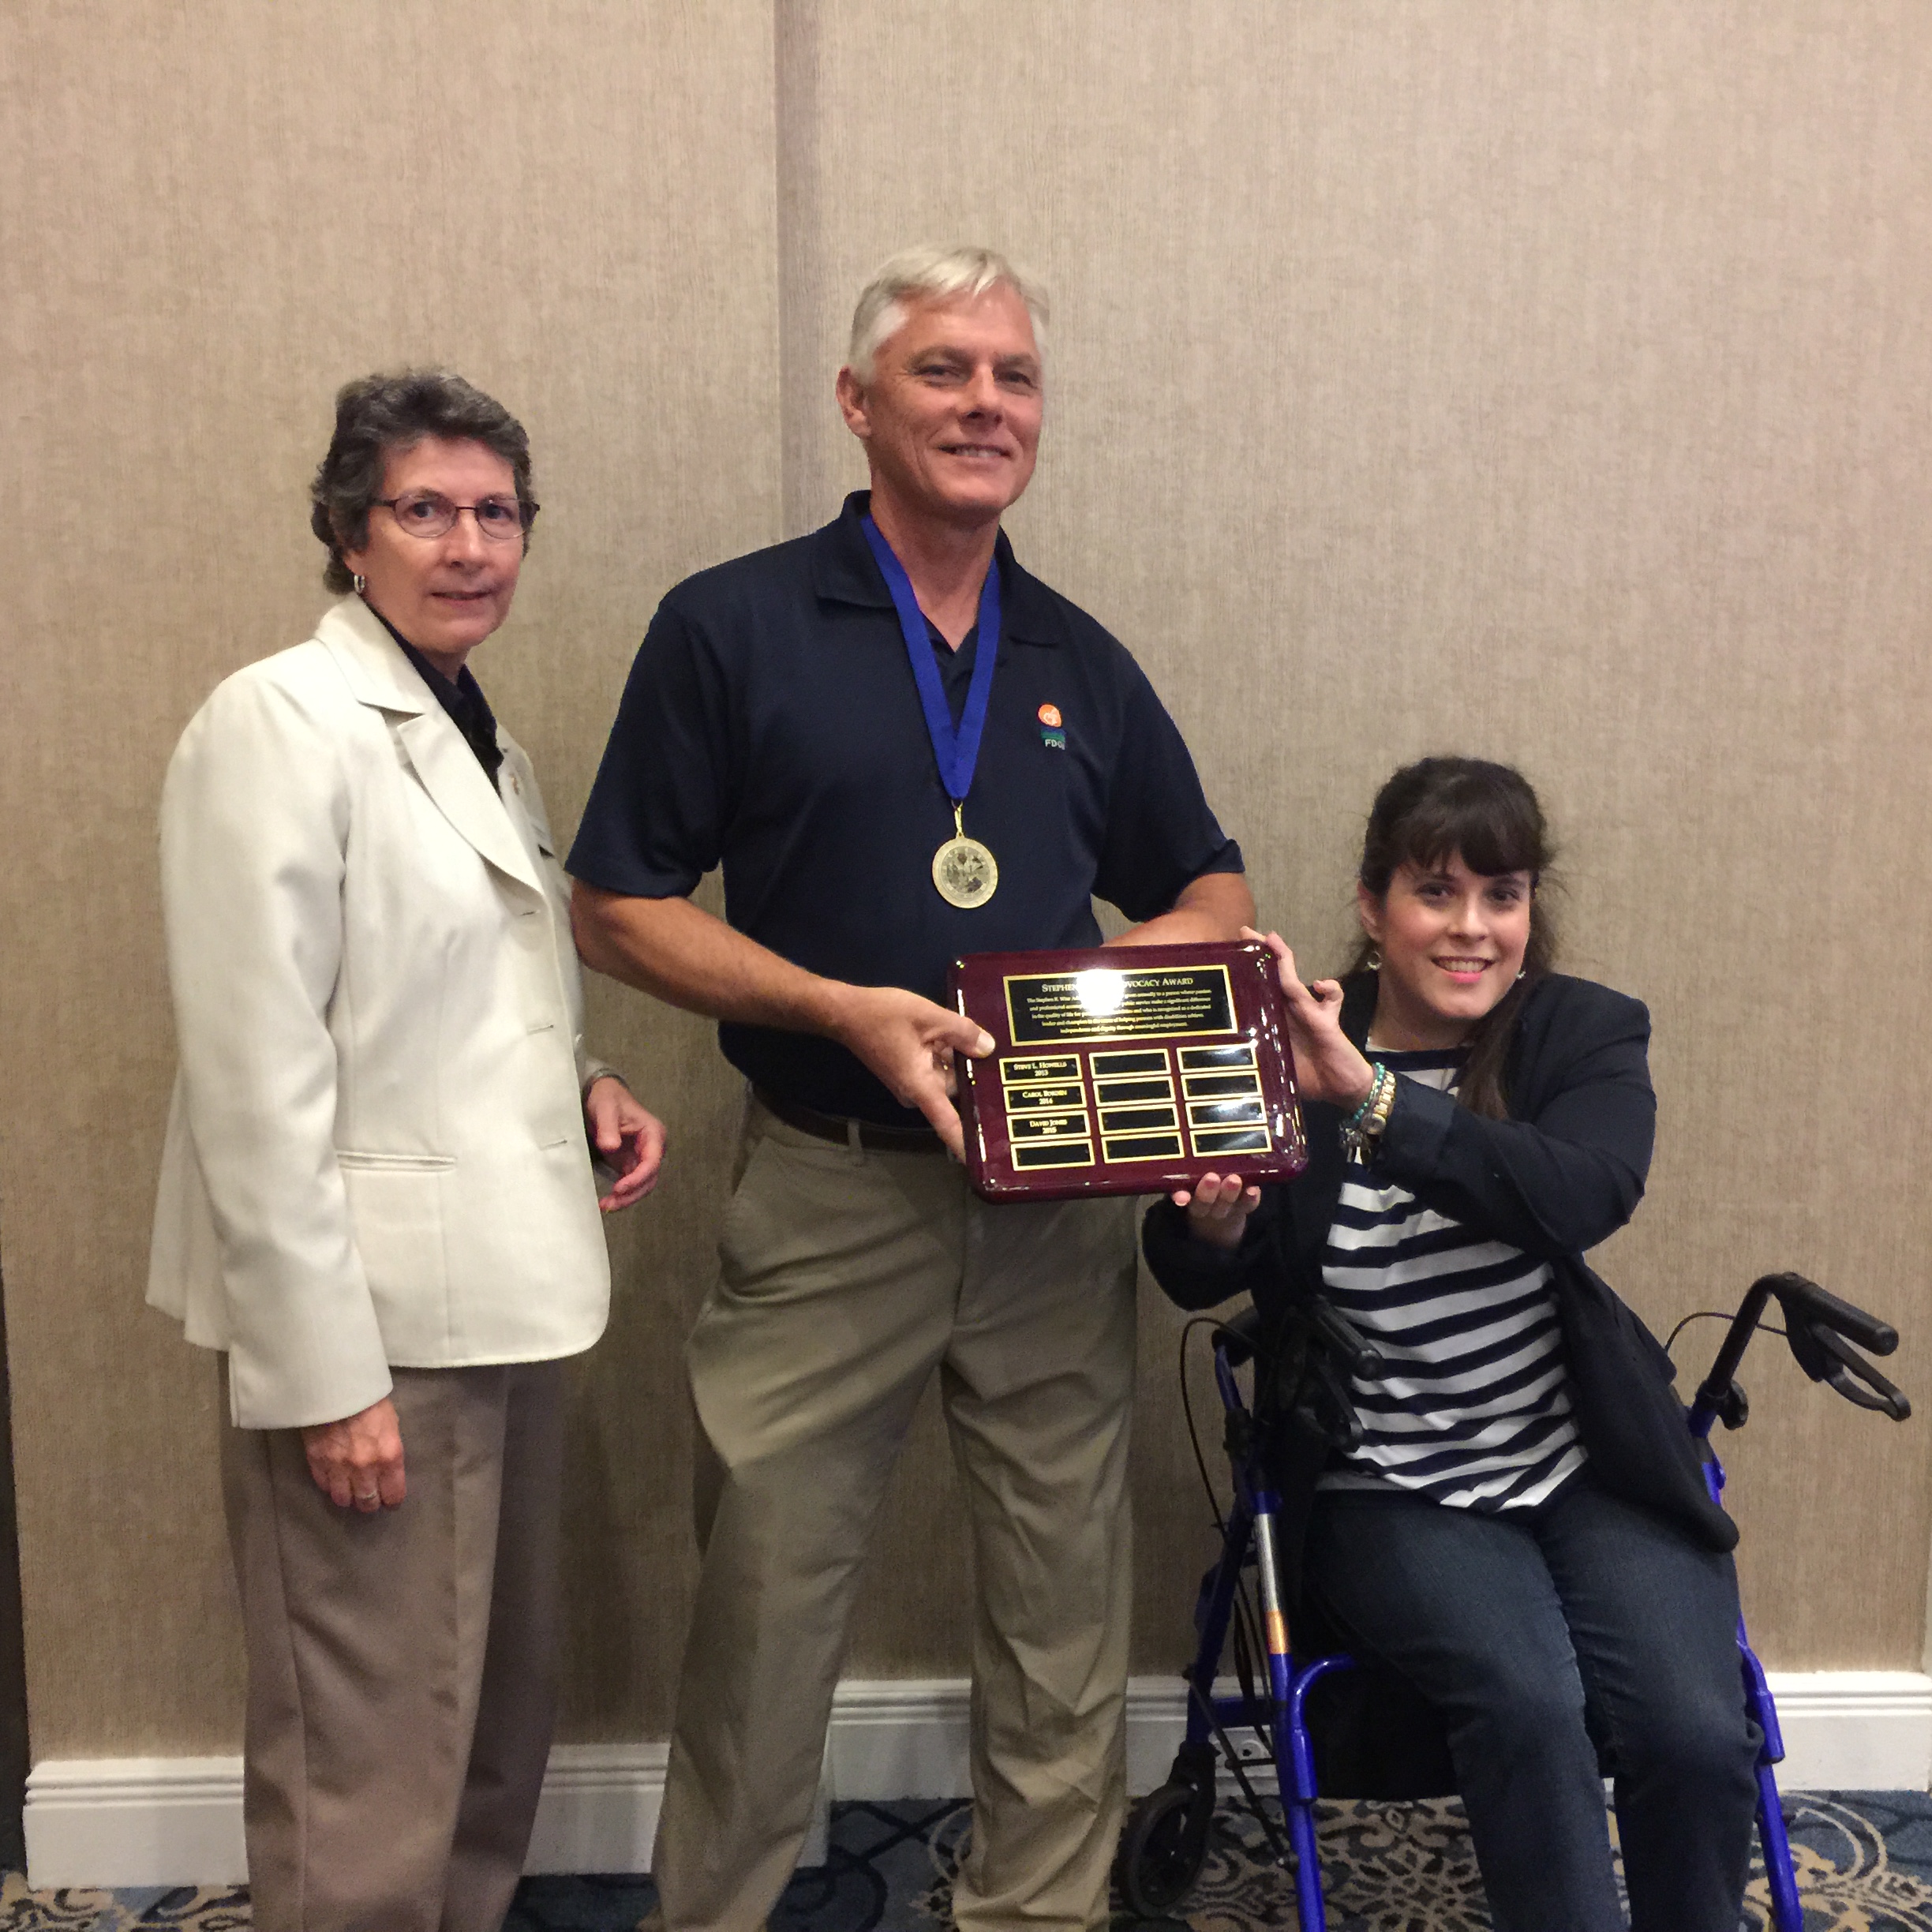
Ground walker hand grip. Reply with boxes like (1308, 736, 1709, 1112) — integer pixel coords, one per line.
(1213, 1306, 1264, 1368)
(1309, 1299, 1384, 1380)
(1769, 1273, 1898, 1357)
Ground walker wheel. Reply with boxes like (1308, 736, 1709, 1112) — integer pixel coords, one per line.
(1118, 1777, 1215, 1917)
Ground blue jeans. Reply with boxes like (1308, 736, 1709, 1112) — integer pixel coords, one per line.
(1305, 1476, 1761, 1932)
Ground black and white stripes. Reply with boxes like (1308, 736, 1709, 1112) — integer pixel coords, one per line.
(1320, 1050, 1586, 1512)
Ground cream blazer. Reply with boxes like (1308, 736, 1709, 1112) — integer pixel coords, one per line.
(148, 597, 612, 1429)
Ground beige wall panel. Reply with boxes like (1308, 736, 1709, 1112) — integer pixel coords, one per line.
(0, 2, 777, 1752)
(782, 0, 1932, 1676)
(3, 0, 1929, 1776)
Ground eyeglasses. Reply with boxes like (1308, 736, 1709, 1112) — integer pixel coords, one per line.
(375, 491, 539, 541)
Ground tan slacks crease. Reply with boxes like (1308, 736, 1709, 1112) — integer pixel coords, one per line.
(650, 1102, 1140, 1932)
(220, 1357, 565, 1932)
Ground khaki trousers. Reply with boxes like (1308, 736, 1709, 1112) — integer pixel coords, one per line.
(219, 1358, 565, 1932)
(651, 1102, 1140, 1932)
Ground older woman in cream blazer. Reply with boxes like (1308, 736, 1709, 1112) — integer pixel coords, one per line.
(148, 371, 663, 1932)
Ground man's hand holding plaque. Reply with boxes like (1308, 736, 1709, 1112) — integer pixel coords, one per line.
(947, 939, 1309, 1202)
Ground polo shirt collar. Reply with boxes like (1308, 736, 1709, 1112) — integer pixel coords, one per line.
(811, 490, 1065, 646)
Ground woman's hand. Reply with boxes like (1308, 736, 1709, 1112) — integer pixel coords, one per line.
(1244, 927, 1376, 1110)
(302, 1397, 406, 1511)
(1173, 1171, 1261, 1250)
(586, 1076, 668, 1211)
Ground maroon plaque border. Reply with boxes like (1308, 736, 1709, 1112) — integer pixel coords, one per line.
(948, 940, 1309, 1203)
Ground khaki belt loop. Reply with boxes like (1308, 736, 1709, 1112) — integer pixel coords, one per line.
(845, 1117, 865, 1166)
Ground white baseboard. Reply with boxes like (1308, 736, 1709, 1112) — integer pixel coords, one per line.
(826, 1672, 1932, 1801)
(1762, 1672, 1932, 1791)
(24, 1757, 246, 1890)
(25, 1670, 1932, 1889)
(825, 1676, 1193, 1800)
(524, 1741, 668, 1876)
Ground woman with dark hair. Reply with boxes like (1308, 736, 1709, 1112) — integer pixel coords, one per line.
(148, 371, 665, 1931)
(1142, 757, 1760, 1932)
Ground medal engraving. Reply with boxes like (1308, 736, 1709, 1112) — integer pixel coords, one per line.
(933, 834, 999, 908)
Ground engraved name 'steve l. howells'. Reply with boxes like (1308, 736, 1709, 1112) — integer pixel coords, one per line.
(947, 942, 1310, 1203)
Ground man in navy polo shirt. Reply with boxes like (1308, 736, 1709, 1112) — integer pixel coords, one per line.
(571, 245, 1250, 1932)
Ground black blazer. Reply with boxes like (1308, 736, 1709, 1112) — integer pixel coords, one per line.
(1143, 970, 1735, 1612)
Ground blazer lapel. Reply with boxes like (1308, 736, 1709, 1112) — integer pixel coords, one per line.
(394, 713, 544, 895)
(318, 598, 543, 896)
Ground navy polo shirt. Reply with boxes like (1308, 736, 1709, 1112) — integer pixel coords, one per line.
(569, 492, 1243, 1124)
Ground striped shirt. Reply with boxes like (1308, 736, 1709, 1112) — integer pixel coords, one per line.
(1319, 1050, 1586, 1511)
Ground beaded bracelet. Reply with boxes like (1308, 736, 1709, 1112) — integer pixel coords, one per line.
(1342, 1065, 1386, 1130)
(1340, 1061, 1397, 1165)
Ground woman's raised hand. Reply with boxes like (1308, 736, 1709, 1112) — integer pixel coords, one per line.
(1243, 927, 1377, 1111)
(1173, 1170, 1262, 1249)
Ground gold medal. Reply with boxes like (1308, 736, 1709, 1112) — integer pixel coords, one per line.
(933, 803, 998, 909)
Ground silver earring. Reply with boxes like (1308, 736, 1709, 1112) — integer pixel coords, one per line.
(1516, 969, 1527, 982)
(1366, 948, 1383, 971)
(353, 572, 366, 594)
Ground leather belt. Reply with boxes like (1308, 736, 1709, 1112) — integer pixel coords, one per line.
(754, 1088, 946, 1154)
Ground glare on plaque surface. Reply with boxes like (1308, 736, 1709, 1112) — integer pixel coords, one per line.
(1073, 969, 1129, 1016)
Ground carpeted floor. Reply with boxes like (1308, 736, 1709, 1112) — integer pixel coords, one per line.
(8, 1792, 1932, 1930)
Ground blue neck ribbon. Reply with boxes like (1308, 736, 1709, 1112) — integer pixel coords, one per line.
(861, 514, 1002, 811)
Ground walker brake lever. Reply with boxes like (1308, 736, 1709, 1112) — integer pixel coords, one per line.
(1807, 1325, 1911, 1421)
(1780, 1297, 1912, 1421)
(1297, 1353, 1365, 1455)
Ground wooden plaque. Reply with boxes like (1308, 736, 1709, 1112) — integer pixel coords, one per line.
(948, 941, 1309, 1202)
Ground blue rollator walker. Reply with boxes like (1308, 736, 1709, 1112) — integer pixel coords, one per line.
(1118, 1272, 1911, 1930)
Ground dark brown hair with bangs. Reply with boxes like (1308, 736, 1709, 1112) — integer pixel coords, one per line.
(1347, 757, 1556, 1119)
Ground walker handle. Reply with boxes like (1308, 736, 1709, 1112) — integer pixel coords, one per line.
(1769, 1272, 1898, 1357)
(1211, 1301, 1383, 1380)
(1213, 1309, 1264, 1372)
(1690, 1271, 1908, 1437)
(1309, 1297, 1384, 1380)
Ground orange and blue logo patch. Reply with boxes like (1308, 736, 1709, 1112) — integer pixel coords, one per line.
(1037, 702, 1065, 750)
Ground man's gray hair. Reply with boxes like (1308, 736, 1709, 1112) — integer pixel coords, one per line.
(845, 245, 1049, 384)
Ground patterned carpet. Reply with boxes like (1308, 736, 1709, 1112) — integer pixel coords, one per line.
(6, 1792, 1932, 1930)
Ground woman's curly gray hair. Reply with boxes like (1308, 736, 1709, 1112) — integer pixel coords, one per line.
(310, 371, 535, 594)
